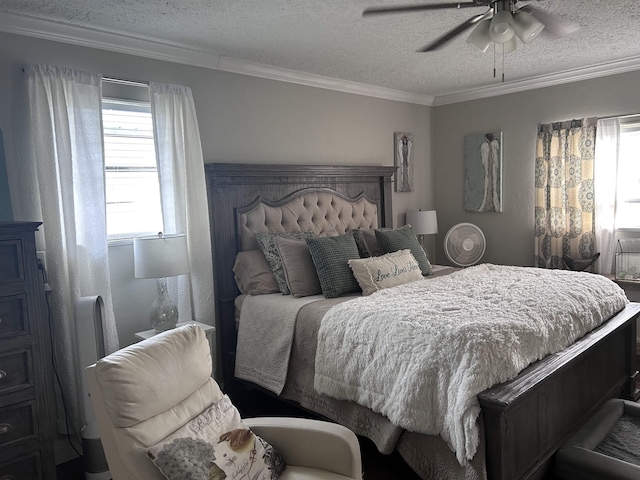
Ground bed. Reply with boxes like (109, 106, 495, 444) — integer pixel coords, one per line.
(205, 162, 640, 480)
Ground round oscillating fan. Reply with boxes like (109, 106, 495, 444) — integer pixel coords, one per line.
(444, 223, 486, 267)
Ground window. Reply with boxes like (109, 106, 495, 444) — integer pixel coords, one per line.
(616, 119, 640, 229)
(102, 98, 163, 241)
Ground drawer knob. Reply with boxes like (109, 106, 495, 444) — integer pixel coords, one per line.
(0, 370, 6, 379)
(0, 423, 11, 434)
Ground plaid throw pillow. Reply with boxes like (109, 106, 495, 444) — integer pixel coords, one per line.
(375, 226, 433, 276)
(306, 232, 361, 298)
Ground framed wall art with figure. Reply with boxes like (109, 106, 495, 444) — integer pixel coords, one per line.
(394, 132, 413, 192)
(464, 131, 503, 212)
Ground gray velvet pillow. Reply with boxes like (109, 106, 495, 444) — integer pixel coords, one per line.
(352, 225, 411, 258)
(275, 237, 322, 297)
(306, 232, 361, 298)
(375, 226, 433, 276)
(255, 231, 314, 294)
(232, 250, 280, 295)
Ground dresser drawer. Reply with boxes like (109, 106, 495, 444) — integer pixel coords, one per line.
(0, 351, 31, 395)
(0, 296, 29, 339)
(0, 240, 24, 285)
(0, 452, 41, 480)
(0, 401, 36, 448)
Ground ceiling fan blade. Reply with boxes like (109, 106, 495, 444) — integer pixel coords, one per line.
(520, 5, 579, 38)
(363, 2, 486, 16)
(418, 11, 490, 52)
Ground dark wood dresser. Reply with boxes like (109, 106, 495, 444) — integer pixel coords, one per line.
(0, 222, 56, 479)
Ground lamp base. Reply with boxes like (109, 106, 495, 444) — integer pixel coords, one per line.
(150, 277, 178, 332)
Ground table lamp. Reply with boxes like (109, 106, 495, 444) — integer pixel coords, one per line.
(134, 232, 190, 332)
(406, 210, 438, 248)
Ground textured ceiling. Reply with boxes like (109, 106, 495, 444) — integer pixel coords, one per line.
(1, 0, 640, 100)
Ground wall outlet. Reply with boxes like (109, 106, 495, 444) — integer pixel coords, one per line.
(36, 250, 47, 273)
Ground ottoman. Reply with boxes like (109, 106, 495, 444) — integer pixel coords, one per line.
(555, 398, 640, 480)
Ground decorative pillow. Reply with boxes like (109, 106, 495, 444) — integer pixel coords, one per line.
(375, 226, 433, 276)
(147, 395, 285, 480)
(232, 250, 280, 295)
(255, 231, 314, 294)
(352, 229, 380, 258)
(306, 232, 361, 298)
(348, 249, 423, 295)
(352, 225, 411, 258)
(275, 237, 322, 297)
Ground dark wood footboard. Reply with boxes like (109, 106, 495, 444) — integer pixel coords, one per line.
(478, 302, 640, 480)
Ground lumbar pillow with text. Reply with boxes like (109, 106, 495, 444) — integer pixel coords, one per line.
(348, 249, 423, 296)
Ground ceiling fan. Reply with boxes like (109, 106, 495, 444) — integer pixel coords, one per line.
(362, 1, 578, 53)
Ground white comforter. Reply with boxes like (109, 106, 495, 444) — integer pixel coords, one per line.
(314, 264, 628, 465)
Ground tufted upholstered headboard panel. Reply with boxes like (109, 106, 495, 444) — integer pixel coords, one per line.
(237, 188, 379, 251)
(205, 163, 395, 387)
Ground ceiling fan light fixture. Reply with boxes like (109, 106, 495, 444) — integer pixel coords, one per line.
(512, 10, 545, 43)
(489, 10, 514, 44)
(495, 34, 519, 54)
(467, 18, 492, 52)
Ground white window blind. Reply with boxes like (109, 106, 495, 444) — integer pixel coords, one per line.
(616, 120, 640, 229)
(102, 98, 163, 240)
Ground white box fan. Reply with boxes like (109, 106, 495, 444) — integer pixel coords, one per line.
(444, 223, 486, 267)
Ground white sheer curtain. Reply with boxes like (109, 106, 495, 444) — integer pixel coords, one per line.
(9, 65, 119, 434)
(149, 82, 215, 329)
(594, 118, 621, 274)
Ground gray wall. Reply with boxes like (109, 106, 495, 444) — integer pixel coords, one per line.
(0, 32, 434, 347)
(434, 70, 640, 267)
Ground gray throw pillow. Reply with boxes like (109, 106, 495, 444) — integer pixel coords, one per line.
(306, 232, 361, 298)
(275, 237, 322, 297)
(375, 226, 433, 276)
(255, 231, 314, 294)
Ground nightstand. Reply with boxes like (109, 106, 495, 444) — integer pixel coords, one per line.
(134, 321, 216, 377)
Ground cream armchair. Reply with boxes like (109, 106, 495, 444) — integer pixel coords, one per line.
(86, 324, 362, 480)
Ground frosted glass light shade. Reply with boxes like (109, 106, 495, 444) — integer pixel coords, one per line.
(467, 19, 492, 52)
(406, 210, 438, 235)
(495, 35, 519, 54)
(489, 10, 515, 44)
(134, 233, 190, 279)
(513, 11, 545, 44)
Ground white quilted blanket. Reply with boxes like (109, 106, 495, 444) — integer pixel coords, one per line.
(314, 264, 628, 465)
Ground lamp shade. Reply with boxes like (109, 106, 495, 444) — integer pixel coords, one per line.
(512, 11, 545, 44)
(134, 233, 190, 279)
(467, 19, 492, 52)
(489, 10, 515, 44)
(406, 210, 438, 235)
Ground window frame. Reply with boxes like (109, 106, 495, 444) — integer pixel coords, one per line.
(102, 96, 164, 243)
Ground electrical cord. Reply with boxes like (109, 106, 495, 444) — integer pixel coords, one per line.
(39, 263, 82, 457)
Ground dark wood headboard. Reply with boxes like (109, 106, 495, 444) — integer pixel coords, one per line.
(204, 163, 395, 387)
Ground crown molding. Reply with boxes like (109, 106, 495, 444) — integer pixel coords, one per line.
(433, 56, 640, 105)
(0, 12, 434, 106)
(3, 12, 640, 107)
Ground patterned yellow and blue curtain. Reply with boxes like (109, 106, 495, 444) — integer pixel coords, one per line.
(534, 118, 597, 269)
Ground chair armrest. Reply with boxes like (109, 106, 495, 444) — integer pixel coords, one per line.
(244, 417, 362, 479)
(555, 446, 640, 480)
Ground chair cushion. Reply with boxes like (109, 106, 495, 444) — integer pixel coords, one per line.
(94, 324, 215, 427)
(280, 466, 354, 480)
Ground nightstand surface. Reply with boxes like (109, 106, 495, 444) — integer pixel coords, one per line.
(134, 320, 215, 340)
